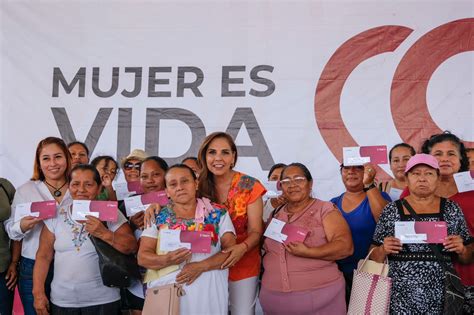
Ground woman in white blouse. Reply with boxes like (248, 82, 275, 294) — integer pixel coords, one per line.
(5, 137, 72, 315)
(33, 164, 137, 314)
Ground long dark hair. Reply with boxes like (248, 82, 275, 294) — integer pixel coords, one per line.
(421, 131, 469, 172)
(197, 132, 237, 201)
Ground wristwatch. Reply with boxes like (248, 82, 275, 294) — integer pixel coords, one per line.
(363, 183, 376, 192)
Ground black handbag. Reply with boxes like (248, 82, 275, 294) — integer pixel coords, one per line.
(90, 235, 141, 288)
(402, 199, 465, 315)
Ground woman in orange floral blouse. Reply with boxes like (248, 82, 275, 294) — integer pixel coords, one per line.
(198, 132, 266, 315)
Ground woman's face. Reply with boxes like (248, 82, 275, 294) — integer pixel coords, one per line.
(341, 165, 364, 192)
(69, 169, 101, 200)
(69, 144, 89, 168)
(96, 159, 118, 181)
(205, 137, 236, 177)
(183, 159, 200, 177)
(165, 167, 198, 205)
(467, 150, 474, 171)
(390, 146, 413, 180)
(280, 166, 311, 203)
(430, 141, 461, 176)
(140, 160, 166, 193)
(407, 165, 439, 198)
(268, 167, 284, 181)
(39, 144, 68, 181)
(123, 158, 142, 182)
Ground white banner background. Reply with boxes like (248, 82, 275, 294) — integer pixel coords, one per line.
(1, 0, 472, 200)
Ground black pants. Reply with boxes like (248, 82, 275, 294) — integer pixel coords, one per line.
(51, 300, 121, 315)
(343, 271, 354, 308)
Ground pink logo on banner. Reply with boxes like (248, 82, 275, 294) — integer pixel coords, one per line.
(315, 18, 474, 180)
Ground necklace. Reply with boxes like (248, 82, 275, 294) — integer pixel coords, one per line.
(44, 180, 67, 197)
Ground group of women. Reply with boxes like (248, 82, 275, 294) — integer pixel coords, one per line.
(0, 130, 472, 315)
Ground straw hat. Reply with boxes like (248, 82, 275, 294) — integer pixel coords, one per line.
(121, 149, 148, 167)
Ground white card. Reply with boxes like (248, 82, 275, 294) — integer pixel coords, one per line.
(159, 229, 191, 251)
(264, 218, 288, 243)
(124, 195, 148, 216)
(114, 182, 136, 200)
(343, 147, 370, 166)
(453, 171, 474, 193)
(395, 221, 427, 244)
(263, 181, 281, 199)
(14, 203, 38, 222)
(71, 200, 99, 221)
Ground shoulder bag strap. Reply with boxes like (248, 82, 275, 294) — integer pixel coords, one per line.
(401, 199, 450, 271)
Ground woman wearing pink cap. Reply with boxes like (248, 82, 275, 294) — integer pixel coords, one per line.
(400, 131, 474, 312)
(369, 154, 473, 314)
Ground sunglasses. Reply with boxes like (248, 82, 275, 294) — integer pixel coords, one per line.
(124, 162, 141, 171)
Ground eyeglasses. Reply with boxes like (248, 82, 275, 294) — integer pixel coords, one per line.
(124, 162, 141, 171)
(279, 176, 307, 187)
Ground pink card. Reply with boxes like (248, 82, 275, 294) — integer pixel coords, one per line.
(128, 181, 144, 195)
(281, 224, 309, 244)
(141, 191, 169, 207)
(415, 221, 448, 243)
(88, 201, 119, 222)
(15, 201, 57, 221)
(180, 231, 212, 253)
(30, 201, 57, 219)
(395, 221, 447, 243)
(359, 145, 388, 165)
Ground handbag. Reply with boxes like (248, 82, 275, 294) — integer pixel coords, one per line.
(142, 283, 185, 315)
(402, 199, 465, 315)
(348, 248, 392, 315)
(90, 235, 141, 288)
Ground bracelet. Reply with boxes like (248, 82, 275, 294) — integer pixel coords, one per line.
(363, 183, 376, 192)
(242, 241, 249, 252)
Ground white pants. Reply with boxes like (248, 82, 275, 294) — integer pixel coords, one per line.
(229, 276, 259, 315)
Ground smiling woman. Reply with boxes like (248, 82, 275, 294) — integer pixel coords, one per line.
(33, 164, 136, 315)
(261, 163, 353, 315)
(4, 137, 72, 315)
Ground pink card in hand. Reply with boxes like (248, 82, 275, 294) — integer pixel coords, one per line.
(180, 231, 212, 254)
(141, 191, 169, 207)
(30, 201, 57, 219)
(415, 221, 447, 244)
(128, 181, 144, 195)
(281, 224, 309, 245)
(89, 201, 119, 222)
(359, 145, 388, 165)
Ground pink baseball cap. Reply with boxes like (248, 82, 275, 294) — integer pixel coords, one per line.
(405, 153, 439, 173)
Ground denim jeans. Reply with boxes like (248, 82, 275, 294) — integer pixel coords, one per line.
(0, 270, 14, 315)
(18, 257, 53, 315)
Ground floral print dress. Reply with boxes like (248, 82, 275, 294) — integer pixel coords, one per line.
(142, 199, 235, 315)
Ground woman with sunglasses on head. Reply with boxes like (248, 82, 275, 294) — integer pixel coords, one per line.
(330, 162, 391, 305)
(144, 132, 266, 314)
(400, 131, 474, 313)
(260, 163, 353, 314)
(378, 143, 416, 201)
(67, 141, 89, 169)
(91, 155, 118, 201)
(33, 164, 137, 315)
(5, 137, 73, 315)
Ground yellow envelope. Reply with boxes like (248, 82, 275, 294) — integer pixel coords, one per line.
(143, 236, 179, 283)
